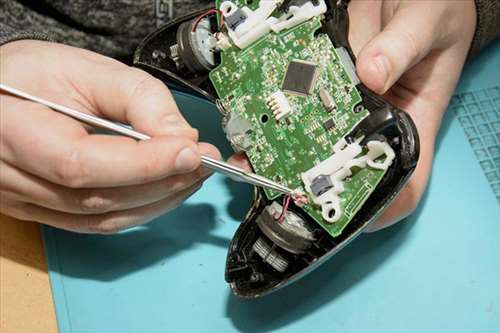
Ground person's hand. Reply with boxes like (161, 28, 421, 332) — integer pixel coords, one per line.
(347, 0, 476, 231)
(0, 40, 220, 234)
(231, 1, 477, 232)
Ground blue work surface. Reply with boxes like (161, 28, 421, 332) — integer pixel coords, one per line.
(43, 41, 500, 333)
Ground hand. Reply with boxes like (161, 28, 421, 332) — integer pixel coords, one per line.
(0, 40, 220, 234)
(348, 0, 476, 231)
(230, 1, 477, 232)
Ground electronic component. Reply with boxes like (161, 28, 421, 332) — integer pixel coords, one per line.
(209, 5, 385, 235)
(266, 91, 292, 120)
(214, 32, 232, 51)
(310, 174, 333, 197)
(302, 139, 395, 223)
(252, 237, 288, 272)
(319, 88, 336, 112)
(220, 0, 280, 49)
(172, 18, 217, 73)
(225, 8, 248, 30)
(282, 60, 318, 95)
(220, 0, 327, 49)
(223, 112, 254, 152)
(256, 202, 315, 254)
(135, 0, 420, 299)
(323, 118, 335, 131)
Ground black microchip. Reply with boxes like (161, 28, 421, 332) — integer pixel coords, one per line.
(323, 118, 335, 131)
(282, 60, 318, 95)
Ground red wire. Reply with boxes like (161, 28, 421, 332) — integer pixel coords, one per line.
(278, 196, 291, 224)
(192, 9, 224, 32)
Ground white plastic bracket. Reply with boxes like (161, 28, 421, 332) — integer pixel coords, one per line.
(301, 139, 395, 223)
(221, 0, 326, 49)
(270, 0, 327, 33)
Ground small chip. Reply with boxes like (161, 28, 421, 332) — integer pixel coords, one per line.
(323, 118, 335, 131)
(282, 60, 318, 95)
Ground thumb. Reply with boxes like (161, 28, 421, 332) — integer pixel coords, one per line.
(356, 2, 440, 94)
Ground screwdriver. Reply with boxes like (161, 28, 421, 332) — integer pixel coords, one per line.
(0, 83, 295, 196)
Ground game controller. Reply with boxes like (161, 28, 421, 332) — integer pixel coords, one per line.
(134, 0, 419, 298)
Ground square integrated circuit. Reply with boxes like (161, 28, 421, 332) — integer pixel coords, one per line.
(282, 59, 318, 95)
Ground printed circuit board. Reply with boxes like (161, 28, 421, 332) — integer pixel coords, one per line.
(210, 0, 388, 236)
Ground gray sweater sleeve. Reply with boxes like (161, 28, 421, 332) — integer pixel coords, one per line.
(0, 0, 211, 60)
(471, 0, 500, 56)
(0, 1, 54, 45)
(0, 0, 499, 59)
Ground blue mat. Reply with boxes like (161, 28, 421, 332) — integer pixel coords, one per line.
(43, 41, 500, 333)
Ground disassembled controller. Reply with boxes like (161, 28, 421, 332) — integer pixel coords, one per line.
(134, 0, 420, 298)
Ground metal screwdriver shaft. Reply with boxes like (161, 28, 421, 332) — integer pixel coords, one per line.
(0, 83, 294, 196)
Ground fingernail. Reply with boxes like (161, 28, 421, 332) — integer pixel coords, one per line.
(373, 54, 390, 89)
(175, 147, 198, 172)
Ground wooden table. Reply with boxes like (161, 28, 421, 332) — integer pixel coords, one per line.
(0, 214, 58, 332)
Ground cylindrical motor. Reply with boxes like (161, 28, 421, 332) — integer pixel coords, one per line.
(256, 202, 315, 255)
(174, 18, 218, 74)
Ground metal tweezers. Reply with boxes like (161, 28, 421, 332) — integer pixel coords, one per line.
(0, 83, 294, 196)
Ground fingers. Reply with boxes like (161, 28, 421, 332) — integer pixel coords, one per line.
(0, 159, 211, 214)
(356, 1, 442, 94)
(198, 142, 223, 166)
(365, 172, 426, 233)
(0, 40, 220, 233)
(74, 56, 198, 140)
(1, 99, 206, 187)
(1, 40, 198, 140)
(3, 183, 201, 234)
(59, 134, 201, 187)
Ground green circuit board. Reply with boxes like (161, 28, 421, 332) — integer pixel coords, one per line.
(210, 1, 387, 237)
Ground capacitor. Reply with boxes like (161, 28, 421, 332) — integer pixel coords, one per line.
(319, 88, 336, 112)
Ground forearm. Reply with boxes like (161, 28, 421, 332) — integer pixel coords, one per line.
(470, 0, 500, 55)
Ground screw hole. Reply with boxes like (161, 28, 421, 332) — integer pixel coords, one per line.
(223, 4, 234, 15)
(354, 105, 364, 113)
(260, 114, 269, 123)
